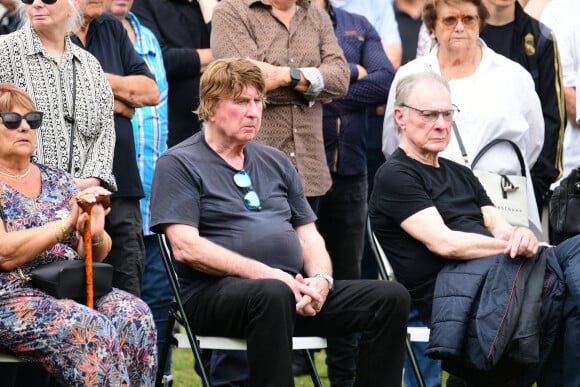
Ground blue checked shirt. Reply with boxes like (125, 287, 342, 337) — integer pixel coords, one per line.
(127, 12, 169, 235)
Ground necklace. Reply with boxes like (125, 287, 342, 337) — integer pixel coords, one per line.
(0, 165, 31, 180)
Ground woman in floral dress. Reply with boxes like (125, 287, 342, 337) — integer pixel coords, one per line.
(0, 83, 157, 385)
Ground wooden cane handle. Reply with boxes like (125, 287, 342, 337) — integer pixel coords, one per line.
(76, 194, 110, 308)
(76, 194, 111, 212)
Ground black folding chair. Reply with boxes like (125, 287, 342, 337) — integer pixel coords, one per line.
(155, 233, 326, 387)
(366, 217, 428, 387)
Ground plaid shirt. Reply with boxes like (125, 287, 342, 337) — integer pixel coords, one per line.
(127, 12, 169, 235)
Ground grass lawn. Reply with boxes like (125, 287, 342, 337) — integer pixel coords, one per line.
(170, 347, 331, 387)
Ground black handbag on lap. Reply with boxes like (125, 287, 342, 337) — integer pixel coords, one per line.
(0, 203, 113, 301)
(30, 260, 113, 300)
(549, 168, 580, 235)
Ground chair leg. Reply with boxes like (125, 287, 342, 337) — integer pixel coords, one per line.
(156, 312, 177, 387)
(303, 349, 323, 387)
(405, 335, 426, 387)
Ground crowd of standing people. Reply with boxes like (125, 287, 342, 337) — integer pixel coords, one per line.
(0, 0, 579, 386)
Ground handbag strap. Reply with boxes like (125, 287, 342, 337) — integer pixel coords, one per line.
(65, 61, 77, 174)
(452, 121, 469, 165)
(471, 139, 527, 177)
(452, 121, 526, 176)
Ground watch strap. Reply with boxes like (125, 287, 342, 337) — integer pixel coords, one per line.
(289, 67, 300, 89)
(314, 273, 334, 292)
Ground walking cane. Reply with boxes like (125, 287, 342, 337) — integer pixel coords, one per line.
(76, 194, 110, 308)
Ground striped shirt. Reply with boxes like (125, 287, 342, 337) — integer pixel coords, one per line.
(127, 12, 169, 234)
(0, 25, 117, 191)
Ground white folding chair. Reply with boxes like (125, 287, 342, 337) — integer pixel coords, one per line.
(156, 233, 327, 387)
(366, 217, 430, 387)
(0, 352, 23, 363)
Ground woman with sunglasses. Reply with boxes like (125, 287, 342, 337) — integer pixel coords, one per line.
(0, 0, 116, 192)
(382, 0, 545, 238)
(0, 84, 157, 385)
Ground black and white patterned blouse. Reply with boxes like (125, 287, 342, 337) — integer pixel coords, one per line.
(0, 24, 117, 191)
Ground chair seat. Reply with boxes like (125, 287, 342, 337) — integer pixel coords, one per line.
(0, 352, 23, 363)
(180, 334, 327, 351)
(407, 327, 430, 343)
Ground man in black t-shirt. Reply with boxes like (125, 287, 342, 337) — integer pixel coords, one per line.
(369, 71, 541, 321)
(370, 71, 580, 386)
(72, 1, 160, 296)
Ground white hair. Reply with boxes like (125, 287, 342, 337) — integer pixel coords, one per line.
(18, 0, 83, 33)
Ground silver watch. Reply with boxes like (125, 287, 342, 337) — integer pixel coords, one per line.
(314, 273, 334, 292)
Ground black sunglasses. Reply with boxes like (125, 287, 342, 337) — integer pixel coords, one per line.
(0, 111, 43, 130)
(21, 0, 58, 4)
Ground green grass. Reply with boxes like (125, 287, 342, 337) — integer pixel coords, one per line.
(170, 348, 330, 387)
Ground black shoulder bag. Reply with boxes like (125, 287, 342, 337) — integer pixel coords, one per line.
(549, 168, 580, 236)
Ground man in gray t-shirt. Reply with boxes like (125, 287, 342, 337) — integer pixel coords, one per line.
(150, 58, 410, 386)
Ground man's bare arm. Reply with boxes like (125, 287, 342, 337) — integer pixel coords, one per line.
(400, 206, 539, 259)
(164, 223, 323, 307)
(105, 73, 160, 107)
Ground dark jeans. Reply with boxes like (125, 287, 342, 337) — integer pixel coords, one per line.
(141, 235, 173, 375)
(104, 197, 146, 296)
(318, 172, 367, 281)
(317, 172, 368, 385)
(403, 306, 442, 387)
(184, 278, 410, 387)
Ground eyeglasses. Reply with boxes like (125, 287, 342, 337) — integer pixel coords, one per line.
(21, 0, 58, 5)
(402, 104, 459, 123)
(439, 14, 479, 29)
(233, 170, 262, 211)
(0, 111, 43, 130)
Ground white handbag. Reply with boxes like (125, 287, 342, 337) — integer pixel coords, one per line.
(453, 123, 529, 227)
(471, 139, 529, 227)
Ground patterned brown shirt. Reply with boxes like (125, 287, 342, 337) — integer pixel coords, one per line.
(212, 0, 349, 196)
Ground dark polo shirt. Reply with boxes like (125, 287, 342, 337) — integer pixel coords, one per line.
(72, 12, 153, 198)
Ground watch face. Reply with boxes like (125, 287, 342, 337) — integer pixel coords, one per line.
(292, 68, 298, 75)
(289, 68, 300, 87)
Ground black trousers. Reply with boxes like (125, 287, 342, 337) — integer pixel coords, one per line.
(184, 277, 410, 387)
(104, 197, 145, 297)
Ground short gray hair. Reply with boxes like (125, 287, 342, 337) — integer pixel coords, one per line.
(393, 72, 450, 133)
(394, 72, 450, 108)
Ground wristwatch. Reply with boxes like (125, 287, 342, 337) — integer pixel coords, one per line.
(289, 67, 301, 89)
(314, 273, 334, 293)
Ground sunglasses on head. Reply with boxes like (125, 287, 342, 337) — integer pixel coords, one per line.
(21, 0, 58, 4)
(0, 111, 43, 130)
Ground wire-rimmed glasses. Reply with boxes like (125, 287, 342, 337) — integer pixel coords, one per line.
(402, 104, 460, 123)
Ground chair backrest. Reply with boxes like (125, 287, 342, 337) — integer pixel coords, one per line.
(366, 216, 429, 387)
(156, 233, 211, 386)
(366, 216, 396, 281)
(157, 233, 181, 294)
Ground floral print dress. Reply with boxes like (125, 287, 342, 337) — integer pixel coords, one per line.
(0, 165, 157, 386)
